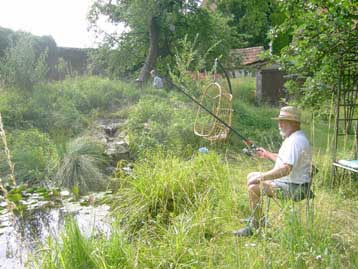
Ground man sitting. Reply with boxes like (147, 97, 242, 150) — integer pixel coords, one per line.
(150, 69, 164, 89)
(234, 106, 312, 237)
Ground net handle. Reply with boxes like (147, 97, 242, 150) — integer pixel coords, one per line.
(215, 58, 233, 95)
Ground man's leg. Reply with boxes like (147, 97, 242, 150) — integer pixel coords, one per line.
(248, 181, 277, 227)
(234, 178, 277, 237)
(248, 183, 261, 227)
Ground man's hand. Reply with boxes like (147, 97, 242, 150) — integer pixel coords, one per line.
(247, 172, 263, 186)
(256, 147, 269, 159)
(256, 147, 278, 162)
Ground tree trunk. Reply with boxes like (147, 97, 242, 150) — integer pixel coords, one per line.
(137, 17, 160, 82)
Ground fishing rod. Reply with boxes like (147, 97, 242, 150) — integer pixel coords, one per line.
(168, 60, 258, 156)
(171, 82, 256, 150)
(215, 58, 232, 95)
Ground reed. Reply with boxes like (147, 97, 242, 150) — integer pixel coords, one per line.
(0, 112, 17, 198)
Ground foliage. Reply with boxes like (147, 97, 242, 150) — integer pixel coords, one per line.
(229, 100, 281, 151)
(0, 76, 140, 139)
(0, 90, 30, 130)
(0, 26, 15, 58)
(271, 0, 358, 108)
(54, 57, 75, 79)
(55, 136, 107, 194)
(34, 148, 358, 268)
(231, 76, 256, 103)
(166, 8, 235, 69)
(0, 129, 58, 184)
(0, 32, 48, 91)
(169, 34, 218, 98)
(58, 76, 140, 111)
(88, 0, 237, 79)
(216, 0, 284, 49)
(41, 219, 99, 269)
(127, 91, 202, 157)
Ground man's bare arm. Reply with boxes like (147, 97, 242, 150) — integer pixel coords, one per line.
(261, 163, 292, 181)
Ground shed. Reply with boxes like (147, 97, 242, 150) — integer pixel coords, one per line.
(229, 46, 286, 105)
(255, 63, 286, 106)
(229, 46, 264, 77)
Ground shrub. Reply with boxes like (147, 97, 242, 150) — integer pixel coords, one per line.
(56, 136, 107, 194)
(0, 33, 48, 91)
(0, 129, 58, 184)
(0, 90, 30, 129)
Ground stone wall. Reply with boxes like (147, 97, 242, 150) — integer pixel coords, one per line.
(49, 46, 90, 80)
(0, 27, 94, 80)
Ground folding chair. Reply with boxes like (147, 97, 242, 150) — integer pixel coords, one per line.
(264, 167, 317, 227)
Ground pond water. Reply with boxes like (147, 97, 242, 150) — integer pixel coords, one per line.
(0, 192, 112, 269)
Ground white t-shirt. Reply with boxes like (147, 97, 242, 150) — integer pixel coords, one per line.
(274, 130, 312, 184)
(153, 76, 163, 89)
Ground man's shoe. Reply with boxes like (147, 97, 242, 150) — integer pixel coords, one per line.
(233, 226, 253, 237)
(240, 217, 268, 227)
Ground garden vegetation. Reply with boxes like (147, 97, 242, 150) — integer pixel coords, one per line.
(0, 1, 357, 268)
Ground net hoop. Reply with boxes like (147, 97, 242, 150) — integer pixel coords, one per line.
(194, 82, 233, 141)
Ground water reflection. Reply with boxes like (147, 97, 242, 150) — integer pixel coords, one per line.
(0, 193, 111, 268)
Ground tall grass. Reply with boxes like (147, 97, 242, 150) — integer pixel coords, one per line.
(109, 151, 237, 234)
(0, 112, 16, 187)
(29, 77, 358, 268)
(34, 149, 358, 268)
(33, 219, 135, 269)
(231, 77, 256, 104)
(56, 136, 107, 194)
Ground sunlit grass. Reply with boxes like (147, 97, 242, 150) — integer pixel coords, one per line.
(34, 148, 358, 268)
(31, 77, 358, 268)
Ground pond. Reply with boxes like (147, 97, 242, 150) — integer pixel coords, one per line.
(0, 190, 112, 269)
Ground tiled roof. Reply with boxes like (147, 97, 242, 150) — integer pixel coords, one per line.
(231, 46, 264, 65)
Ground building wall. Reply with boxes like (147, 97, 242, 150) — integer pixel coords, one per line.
(256, 67, 285, 105)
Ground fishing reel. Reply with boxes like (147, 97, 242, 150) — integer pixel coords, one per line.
(242, 143, 258, 159)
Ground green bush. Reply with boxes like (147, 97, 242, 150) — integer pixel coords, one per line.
(0, 90, 30, 129)
(0, 129, 58, 184)
(0, 33, 48, 91)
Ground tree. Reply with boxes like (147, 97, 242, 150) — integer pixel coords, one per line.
(88, 0, 237, 80)
(0, 33, 49, 91)
(216, 0, 282, 49)
(271, 0, 357, 108)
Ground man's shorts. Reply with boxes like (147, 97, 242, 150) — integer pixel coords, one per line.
(271, 180, 313, 201)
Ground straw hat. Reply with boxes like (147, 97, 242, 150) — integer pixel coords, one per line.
(272, 106, 301, 122)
